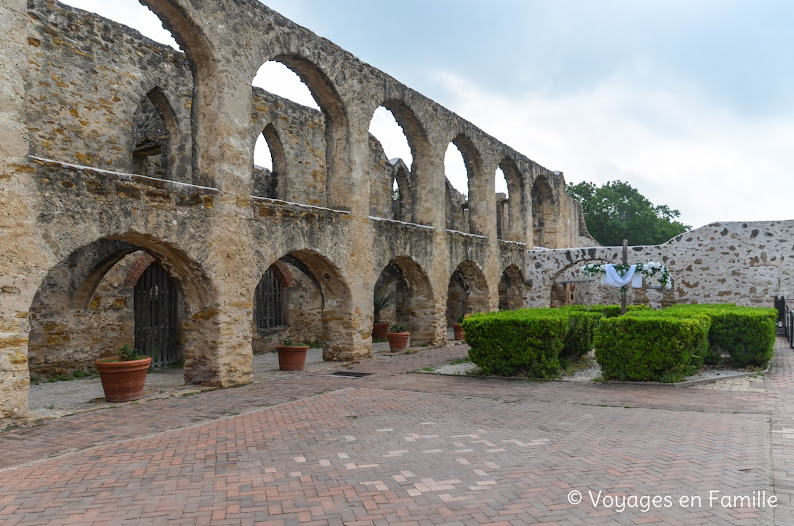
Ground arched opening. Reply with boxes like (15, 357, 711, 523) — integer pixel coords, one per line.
(498, 265, 525, 311)
(252, 250, 354, 362)
(367, 101, 430, 223)
(367, 106, 413, 219)
(495, 167, 509, 240)
(60, 1, 180, 50)
(532, 175, 558, 248)
(372, 257, 435, 344)
(132, 88, 179, 180)
(498, 158, 527, 243)
(252, 57, 348, 208)
(446, 261, 490, 331)
(26, 236, 220, 413)
(444, 142, 469, 232)
(445, 135, 486, 235)
(253, 124, 287, 199)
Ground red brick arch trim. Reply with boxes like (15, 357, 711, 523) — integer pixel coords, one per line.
(272, 260, 296, 288)
(123, 253, 157, 287)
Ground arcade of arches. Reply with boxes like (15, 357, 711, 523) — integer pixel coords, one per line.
(0, 0, 594, 423)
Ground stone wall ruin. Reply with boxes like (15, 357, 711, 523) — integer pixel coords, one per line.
(0, 0, 590, 423)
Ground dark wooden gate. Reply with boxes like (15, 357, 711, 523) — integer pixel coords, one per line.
(255, 266, 284, 330)
(134, 262, 178, 367)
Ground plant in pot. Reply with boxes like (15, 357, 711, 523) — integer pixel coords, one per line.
(276, 336, 309, 371)
(372, 284, 395, 339)
(452, 314, 466, 341)
(95, 344, 152, 403)
(386, 323, 410, 352)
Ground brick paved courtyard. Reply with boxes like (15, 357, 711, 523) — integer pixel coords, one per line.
(1, 339, 793, 525)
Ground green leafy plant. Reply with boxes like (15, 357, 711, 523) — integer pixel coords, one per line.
(389, 323, 408, 333)
(373, 284, 396, 323)
(118, 344, 145, 362)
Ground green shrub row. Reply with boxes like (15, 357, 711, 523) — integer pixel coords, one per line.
(463, 310, 567, 378)
(462, 303, 776, 382)
(463, 306, 626, 378)
(663, 304, 777, 368)
(594, 313, 710, 382)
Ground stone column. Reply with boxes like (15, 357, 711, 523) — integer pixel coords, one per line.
(0, 0, 39, 423)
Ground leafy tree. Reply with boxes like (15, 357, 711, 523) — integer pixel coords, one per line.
(567, 180, 690, 246)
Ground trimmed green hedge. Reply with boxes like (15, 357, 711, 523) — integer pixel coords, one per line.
(463, 310, 567, 378)
(594, 314, 710, 381)
(663, 304, 776, 368)
(463, 303, 776, 382)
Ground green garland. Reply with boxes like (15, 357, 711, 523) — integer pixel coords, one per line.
(582, 261, 672, 298)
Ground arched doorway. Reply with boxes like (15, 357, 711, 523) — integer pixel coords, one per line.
(446, 260, 490, 329)
(372, 257, 435, 344)
(498, 265, 525, 311)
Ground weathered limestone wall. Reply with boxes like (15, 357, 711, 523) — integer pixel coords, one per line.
(26, 0, 193, 182)
(0, 0, 596, 424)
(0, 0, 40, 421)
(526, 221, 794, 308)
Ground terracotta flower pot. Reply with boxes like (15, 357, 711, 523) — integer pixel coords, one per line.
(277, 345, 309, 371)
(372, 322, 390, 339)
(386, 331, 410, 352)
(95, 356, 152, 402)
(452, 323, 465, 341)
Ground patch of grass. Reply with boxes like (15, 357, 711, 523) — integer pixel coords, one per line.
(404, 350, 417, 355)
(373, 338, 388, 343)
(167, 360, 185, 369)
(448, 358, 471, 366)
(72, 368, 88, 379)
(418, 367, 435, 373)
(307, 339, 323, 349)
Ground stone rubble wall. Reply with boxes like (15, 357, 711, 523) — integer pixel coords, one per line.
(526, 221, 794, 309)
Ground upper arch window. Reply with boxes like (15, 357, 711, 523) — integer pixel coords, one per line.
(251, 56, 347, 208)
(59, 1, 181, 50)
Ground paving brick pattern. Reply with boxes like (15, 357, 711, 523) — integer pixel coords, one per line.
(1, 339, 792, 525)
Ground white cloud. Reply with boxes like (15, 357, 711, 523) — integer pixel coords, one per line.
(431, 67, 794, 230)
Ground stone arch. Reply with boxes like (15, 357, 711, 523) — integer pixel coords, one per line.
(257, 249, 354, 361)
(532, 174, 558, 248)
(373, 256, 435, 344)
(139, 0, 217, 188)
(264, 54, 349, 209)
(27, 234, 221, 392)
(498, 157, 527, 243)
(449, 134, 487, 235)
(253, 123, 287, 199)
(499, 264, 525, 311)
(446, 260, 490, 326)
(380, 99, 432, 224)
(132, 87, 180, 180)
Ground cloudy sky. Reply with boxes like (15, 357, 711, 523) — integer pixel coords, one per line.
(63, 0, 794, 230)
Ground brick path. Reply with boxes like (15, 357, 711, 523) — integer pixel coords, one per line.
(0, 339, 792, 525)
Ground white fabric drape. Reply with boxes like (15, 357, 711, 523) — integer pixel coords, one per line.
(601, 264, 643, 288)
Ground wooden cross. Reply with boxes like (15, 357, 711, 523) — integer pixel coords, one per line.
(621, 239, 628, 315)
